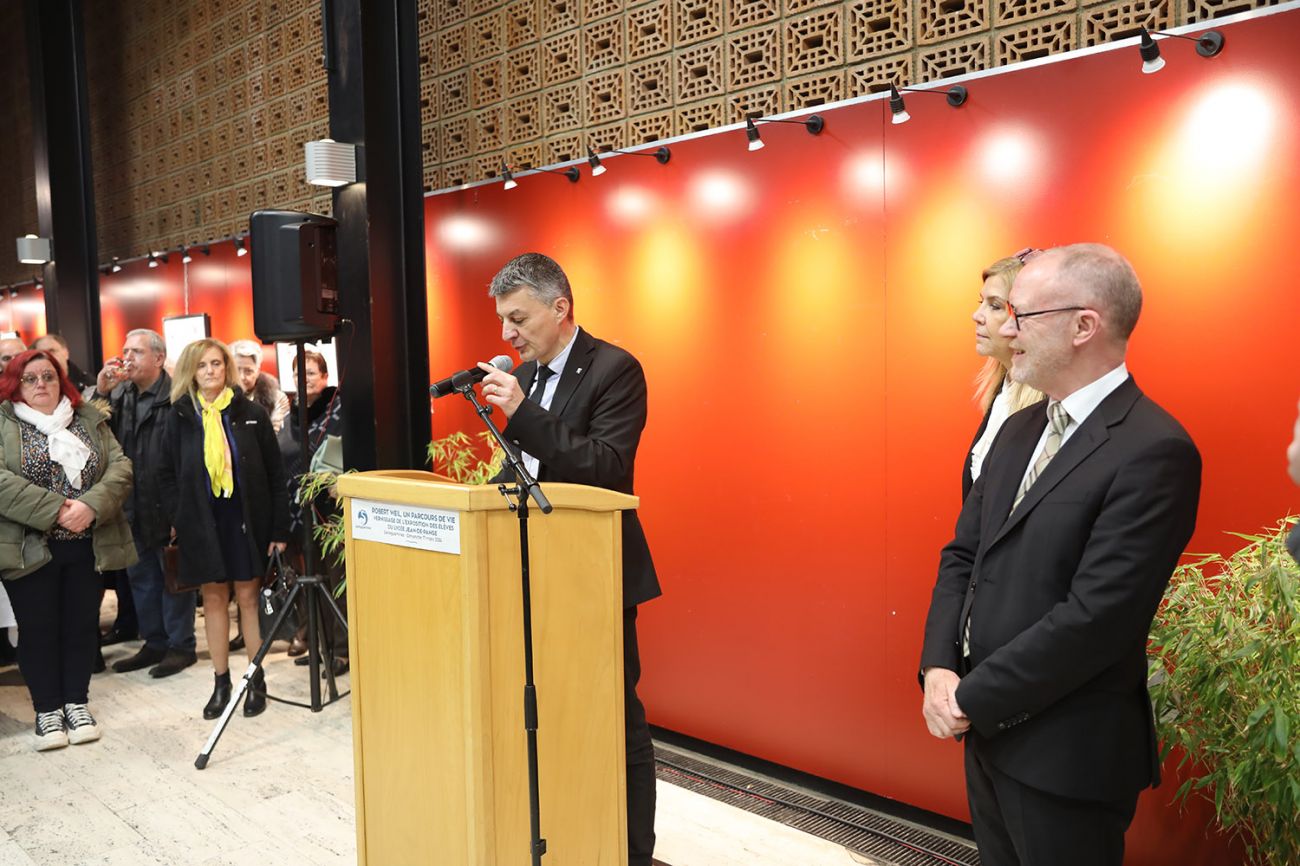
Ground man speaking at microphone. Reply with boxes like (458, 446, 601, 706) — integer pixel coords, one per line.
(476, 252, 661, 866)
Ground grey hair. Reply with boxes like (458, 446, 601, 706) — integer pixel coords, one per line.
(229, 339, 264, 365)
(126, 328, 167, 356)
(487, 252, 574, 315)
(1049, 243, 1143, 341)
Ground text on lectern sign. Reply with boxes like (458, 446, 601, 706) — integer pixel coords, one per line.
(350, 499, 461, 554)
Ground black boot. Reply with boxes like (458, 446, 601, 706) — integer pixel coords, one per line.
(243, 669, 267, 717)
(203, 671, 232, 720)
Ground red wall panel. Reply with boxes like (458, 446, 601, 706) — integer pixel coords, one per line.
(423, 9, 1300, 864)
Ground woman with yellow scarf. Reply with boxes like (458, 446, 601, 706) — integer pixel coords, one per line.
(159, 339, 289, 719)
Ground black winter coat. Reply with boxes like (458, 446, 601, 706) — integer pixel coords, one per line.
(158, 390, 290, 583)
(100, 370, 174, 548)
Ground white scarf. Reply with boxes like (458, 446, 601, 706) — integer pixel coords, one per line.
(14, 396, 92, 489)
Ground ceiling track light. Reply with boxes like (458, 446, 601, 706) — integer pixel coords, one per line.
(888, 84, 968, 125)
(537, 165, 581, 182)
(744, 114, 825, 151)
(235, 235, 248, 257)
(500, 161, 518, 190)
(587, 147, 607, 177)
(1138, 26, 1224, 74)
(147, 251, 169, 268)
(608, 145, 673, 165)
(181, 245, 193, 264)
(110, 256, 122, 273)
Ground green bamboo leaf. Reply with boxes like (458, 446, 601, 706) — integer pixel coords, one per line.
(1275, 706, 1291, 753)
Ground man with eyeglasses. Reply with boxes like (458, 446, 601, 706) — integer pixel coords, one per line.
(95, 329, 198, 679)
(920, 243, 1201, 866)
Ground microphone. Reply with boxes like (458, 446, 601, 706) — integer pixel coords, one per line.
(429, 355, 514, 398)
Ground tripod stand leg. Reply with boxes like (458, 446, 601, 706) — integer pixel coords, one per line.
(195, 580, 305, 769)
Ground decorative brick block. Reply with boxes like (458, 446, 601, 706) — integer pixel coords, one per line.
(918, 35, 990, 79)
(424, 162, 444, 193)
(422, 122, 438, 162)
(543, 83, 583, 131)
(542, 0, 581, 35)
(1082, 0, 1172, 46)
(627, 1, 670, 59)
(629, 111, 674, 144)
(785, 0, 838, 14)
(439, 23, 470, 71)
(674, 0, 724, 46)
(440, 70, 471, 116)
(546, 133, 583, 163)
(542, 31, 583, 84)
(584, 16, 625, 72)
(468, 0, 499, 18)
(785, 7, 844, 76)
(918, 0, 990, 44)
(847, 51, 912, 95)
(674, 39, 724, 103)
(421, 77, 438, 124)
(674, 99, 724, 136)
(419, 33, 438, 82)
(1187, 0, 1281, 23)
(473, 106, 505, 152)
(507, 44, 542, 94)
(474, 151, 505, 182)
(444, 158, 474, 186)
(433, 0, 468, 28)
(471, 58, 505, 107)
(506, 0, 539, 48)
(509, 141, 545, 169)
(586, 119, 627, 152)
(628, 57, 673, 114)
(997, 15, 1076, 63)
(587, 0, 625, 19)
(471, 10, 505, 61)
(726, 24, 781, 89)
(727, 85, 782, 122)
(995, 0, 1076, 26)
(785, 70, 845, 109)
(508, 93, 543, 142)
(847, 0, 912, 60)
(442, 115, 473, 161)
(584, 68, 627, 124)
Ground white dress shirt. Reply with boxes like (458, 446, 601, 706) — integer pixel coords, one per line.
(1016, 362, 1129, 494)
(521, 326, 581, 478)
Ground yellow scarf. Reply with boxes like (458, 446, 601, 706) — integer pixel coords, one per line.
(198, 387, 235, 497)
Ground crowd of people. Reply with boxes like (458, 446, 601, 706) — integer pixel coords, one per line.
(0, 329, 342, 751)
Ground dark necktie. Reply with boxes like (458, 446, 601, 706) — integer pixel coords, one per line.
(528, 364, 554, 404)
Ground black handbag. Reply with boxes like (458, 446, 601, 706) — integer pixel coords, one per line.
(162, 543, 200, 594)
(258, 548, 298, 642)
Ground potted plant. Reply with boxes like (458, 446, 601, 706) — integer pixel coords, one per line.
(1148, 519, 1300, 865)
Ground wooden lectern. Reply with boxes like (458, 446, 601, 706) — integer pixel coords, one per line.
(336, 470, 636, 866)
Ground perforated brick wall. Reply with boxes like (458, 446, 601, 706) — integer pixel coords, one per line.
(83, 0, 331, 262)
(420, 0, 1272, 190)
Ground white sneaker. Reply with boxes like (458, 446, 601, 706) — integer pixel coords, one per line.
(34, 710, 68, 751)
(63, 703, 100, 745)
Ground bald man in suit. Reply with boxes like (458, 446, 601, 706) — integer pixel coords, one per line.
(920, 244, 1201, 866)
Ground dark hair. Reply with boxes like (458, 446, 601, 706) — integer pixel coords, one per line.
(292, 350, 328, 377)
(0, 350, 83, 407)
(32, 333, 69, 351)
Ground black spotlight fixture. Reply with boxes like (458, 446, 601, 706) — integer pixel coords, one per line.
(536, 165, 581, 183)
(609, 145, 672, 165)
(110, 256, 122, 273)
(587, 147, 607, 177)
(235, 235, 248, 257)
(500, 161, 518, 190)
(147, 251, 169, 268)
(1138, 26, 1225, 74)
(181, 245, 193, 264)
(888, 84, 968, 125)
(745, 114, 825, 151)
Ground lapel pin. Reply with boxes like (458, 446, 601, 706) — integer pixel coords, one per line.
(576, 367, 583, 374)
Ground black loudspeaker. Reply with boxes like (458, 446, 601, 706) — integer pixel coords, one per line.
(250, 210, 340, 343)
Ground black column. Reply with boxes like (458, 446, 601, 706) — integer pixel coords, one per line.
(26, 0, 102, 368)
(326, 0, 429, 471)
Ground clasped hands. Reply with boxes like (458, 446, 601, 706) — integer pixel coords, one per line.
(922, 667, 970, 739)
(57, 499, 96, 534)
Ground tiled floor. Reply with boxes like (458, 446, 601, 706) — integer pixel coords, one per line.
(0, 602, 865, 866)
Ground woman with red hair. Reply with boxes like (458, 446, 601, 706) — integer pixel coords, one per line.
(0, 349, 136, 750)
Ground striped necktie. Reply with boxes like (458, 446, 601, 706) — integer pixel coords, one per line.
(1012, 401, 1070, 512)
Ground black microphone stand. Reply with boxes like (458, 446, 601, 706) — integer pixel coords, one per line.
(456, 382, 551, 865)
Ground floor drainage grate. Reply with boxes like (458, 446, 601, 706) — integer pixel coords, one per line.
(655, 746, 980, 866)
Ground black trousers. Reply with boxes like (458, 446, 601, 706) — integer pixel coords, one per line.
(624, 606, 656, 866)
(6, 539, 101, 713)
(965, 735, 1139, 866)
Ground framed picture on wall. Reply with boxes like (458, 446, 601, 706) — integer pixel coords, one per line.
(161, 314, 211, 363)
(275, 338, 338, 393)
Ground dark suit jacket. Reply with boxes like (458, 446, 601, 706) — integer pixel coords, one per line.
(493, 328, 661, 608)
(962, 400, 995, 501)
(921, 375, 1201, 803)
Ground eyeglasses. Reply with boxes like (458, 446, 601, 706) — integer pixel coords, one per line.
(20, 372, 58, 386)
(1012, 247, 1042, 264)
(1006, 303, 1087, 333)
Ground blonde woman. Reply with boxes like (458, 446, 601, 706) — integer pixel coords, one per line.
(158, 339, 288, 719)
(964, 249, 1045, 499)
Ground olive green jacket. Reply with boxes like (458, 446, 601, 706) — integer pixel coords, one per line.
(0, 400, 138, 579)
